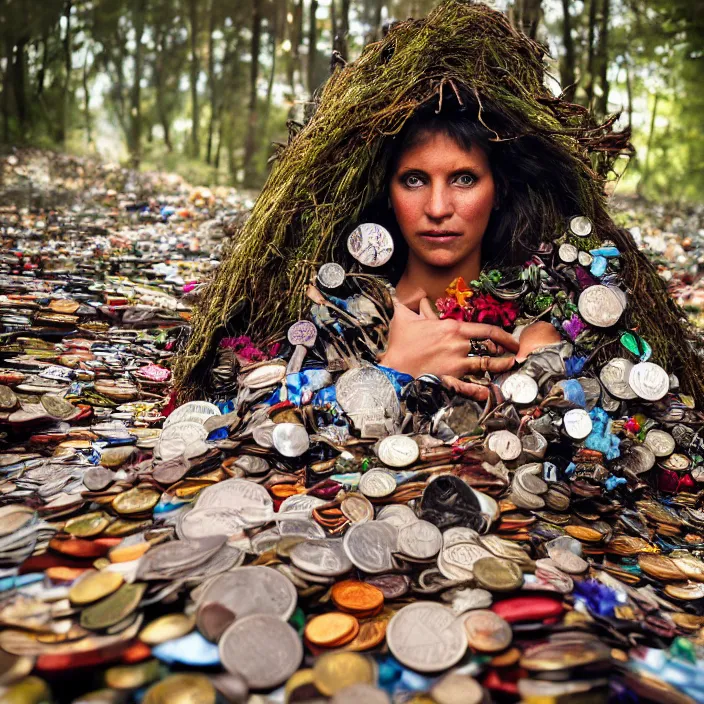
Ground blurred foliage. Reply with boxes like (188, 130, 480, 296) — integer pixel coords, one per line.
(0, 0, 701, 200)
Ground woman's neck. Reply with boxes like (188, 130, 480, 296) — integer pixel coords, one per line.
(395, 250, 482, 306)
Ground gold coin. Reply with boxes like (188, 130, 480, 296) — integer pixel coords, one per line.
(143, 674, 216, 704)
(1, 676, 52, 704)
(664, 581, 704, 600)
(109, 542, 151, 563)
(305, 612, 359, 647)
(0, 650, 34, 687)
(139, 613, 195, 645)
(285, 668, 316, 700)
(472, 557, 524, 592)
(104, 518, 151, 537)
(80, 582, 146, 630)
(69, 571, 124, 606)
(565, 525, 604, 542)
(672, 555, 704, 582)
(64, 511, 110, 538)
(105, 659, 160, 690)
(312, 652, 376, 696)
(606, 536, 655, 556)
(112, 486, 160, 515)
(672, 613, 704, 631)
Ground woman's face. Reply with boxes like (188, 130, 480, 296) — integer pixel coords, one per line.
(389, 131, 495, 271)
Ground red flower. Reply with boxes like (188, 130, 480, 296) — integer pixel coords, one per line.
(470, 293, 519, 328)
(436, 296, 467, 321)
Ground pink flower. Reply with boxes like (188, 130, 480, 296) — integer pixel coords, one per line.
(470, 293, 519, 328)
(436, 297, 467, 321)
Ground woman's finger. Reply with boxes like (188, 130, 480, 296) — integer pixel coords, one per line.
(457, 322, 520, 352)
(418, 296, 439, 320)
(460, 354, 516, 375)
(440, 375, 490, 401)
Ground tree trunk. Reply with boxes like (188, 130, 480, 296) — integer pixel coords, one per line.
(559, 0, 576, 102)
(638, 91, 659, 196)
(306, 0, 319, 95)
(243, 0, 263, 187)
(338, 0, 350, 60)
(2, 39, 12, 143)
(187, 0, 200, 158)
(595, 0, 610, 118)
(37, 28, 49, 97)
(82, 48, 92, 147)
(372, 0, 384, 39)
(206, 0, 217, 165)
(585, 0, 597, 108)
(514, 0, 541, 40)
(58, 0, 72, 145)
(130, 0, 146, 167)
(12, 38, 29, 139)
(624, 59, 633, 132)
(265, 3, 278, 128)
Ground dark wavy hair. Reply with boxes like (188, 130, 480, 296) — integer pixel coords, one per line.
(358, 93, 585, 283)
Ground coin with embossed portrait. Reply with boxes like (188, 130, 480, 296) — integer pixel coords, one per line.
(347, 223, 394, 267)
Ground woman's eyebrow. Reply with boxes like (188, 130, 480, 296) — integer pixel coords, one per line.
(397, 166, 481, 176)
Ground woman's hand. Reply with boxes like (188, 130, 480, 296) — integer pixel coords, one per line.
(378, 297, 518, 382)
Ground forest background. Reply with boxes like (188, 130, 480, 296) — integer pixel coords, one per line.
(0, 0, 701, 202)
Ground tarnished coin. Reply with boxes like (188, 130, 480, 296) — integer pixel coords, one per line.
(662, 453, 691, 471)
(638, 553, 687, 582)
(562, 408, 593, 440)
(397, 520, 442, 560)
(40, 393, 78, 420)
(196, 601, 235, 642)
(272, 422, 310, 457)
(139, 613, 195, 645)
(219, 614, 302, 689)
(644, 429, 676, 457)
(112, 486, 160, 515)
(463, 609, 512, 653)
(472, 557, 524, 592)
(288, 320, 317, 347)
(359, 469, 397, 498)
(599, 358, 637, 400)
(69, 571, 124, 605)
(317, 263, 346, 289)
(629, 362, 669, 401)
(486, 430, 522, 461)
(557, 243, 578, 263)
(143, 674, 216, 704)
(80, 582, 146, 630)
(568, 215, 593, 237)
(343, 522, 397, 574)
(290, 539, 353, 577)
(501, 373, 538, 405)
(386, 602, 467, 672)
(195, 566, 297, 620)
(377, 435, 419, 468)
(547, 548, 588, 574)
(65, 511, 110, 538)
(347, 223, 394, 267)
(0, 385, 18, 409)
(163, 401, 221, 428)
(578, 285, 624, 328)
(431, 673, 484, 704)
(341, 494, 375, 524)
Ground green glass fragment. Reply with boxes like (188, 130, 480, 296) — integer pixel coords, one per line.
(620, 331, 652, 362)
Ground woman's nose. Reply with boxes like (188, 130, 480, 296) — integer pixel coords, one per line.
(424, 184, 453, 220)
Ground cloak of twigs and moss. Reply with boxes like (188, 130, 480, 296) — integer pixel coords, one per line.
(174, 0, 704, 405)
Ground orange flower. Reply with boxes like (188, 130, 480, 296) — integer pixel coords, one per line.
(445, 276, 474, 307)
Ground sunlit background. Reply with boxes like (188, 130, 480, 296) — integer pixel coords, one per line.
(0, 0, 701, 200)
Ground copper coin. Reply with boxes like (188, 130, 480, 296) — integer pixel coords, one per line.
(305, 612, 360, 647)
(463, 610, 512, 653)
(332, 581, 384, 613)
(638, 553, 687, 582)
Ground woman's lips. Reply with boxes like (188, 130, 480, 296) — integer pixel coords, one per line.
(418, 230, 462, 244)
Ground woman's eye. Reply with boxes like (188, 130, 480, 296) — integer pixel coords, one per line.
(404, 175, 424, 187)
(456, 174, 476, 186)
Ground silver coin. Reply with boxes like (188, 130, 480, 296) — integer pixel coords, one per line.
(196, 565, 298, 620)
(438, 542, 492, 580)
(137, 536, 227, 580)
(252, 420, 275, 448)
(272, 423, 310, 457)
(195, 478, 273, 527)
(376, 504, 418, 528)
(431, 673, 484, 704)
(629, 362, 669, 401)
(359, 469, 397, 498)
(342, 521, 397, 573)
(558, 243, 578, 263)
(163, 400, 221, 428)
(620, 444, 655, 475)
(599, 358, 637, 400)
(177, 507, 246, 541)
(569, 215, 593, 237)
(287, 320, 317, 347)
(662, 453, 691, 471)
(317, 262, 346, 289)
(219, 614, 302, 689)
(377, 435, 419, 468)
(386, 602, 467, 673)
(232, 455, 270, 476)
(155, 421, 208, 461)
(562, 408, 593, 440)
(336, 365, 400, 419)
(501, 373, 538, 405)
(240, 361, 287, 390)
(278, 494, 328, 517)
(347, 223, 394, 267)
(278, 519, 326, 539)
(578, 251, 593, 267)
(486, 430, 522, 461)
(397, 520, 442, 560)
(290, 539, 353, 576)
(644, 429, 676, 457)
(578, 285, 624, 328)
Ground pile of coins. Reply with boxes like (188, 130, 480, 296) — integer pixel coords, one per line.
(1, 164, 704, 704)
